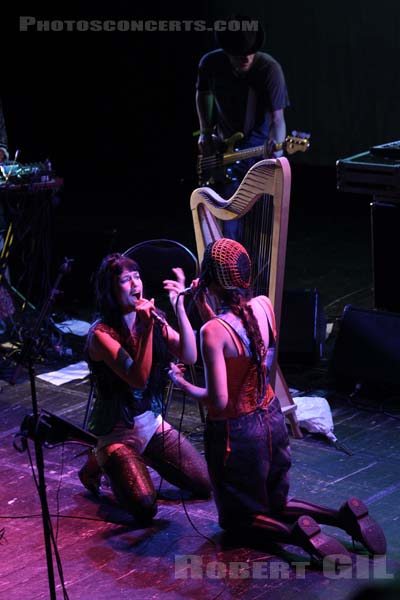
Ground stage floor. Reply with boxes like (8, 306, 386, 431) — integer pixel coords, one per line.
(1, 164, 399, 599)
(0, 365, 399, 600)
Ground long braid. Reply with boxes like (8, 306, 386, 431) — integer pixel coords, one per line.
(244, 302, 267, 399)
(223, 289, 267, 399)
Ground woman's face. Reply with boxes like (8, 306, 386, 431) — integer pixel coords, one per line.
(113, 268, 143, 312)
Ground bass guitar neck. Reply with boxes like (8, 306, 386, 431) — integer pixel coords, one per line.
(197, 130, 310, 186)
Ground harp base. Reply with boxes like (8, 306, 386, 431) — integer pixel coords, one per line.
(274, 364, 303, 439)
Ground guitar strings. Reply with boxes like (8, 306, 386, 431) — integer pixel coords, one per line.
(197, 133, 309, 173)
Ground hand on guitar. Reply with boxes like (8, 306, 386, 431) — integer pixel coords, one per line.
(196, 130, 310, 186)
(264, 138, 284, 159)
(198, 131, 216, 157)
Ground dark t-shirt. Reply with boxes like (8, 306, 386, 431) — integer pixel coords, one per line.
(196, 49, 289, 148)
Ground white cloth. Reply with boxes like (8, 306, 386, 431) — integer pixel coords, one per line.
(95, 411, 163, 455)
(53, 319, 91, 336)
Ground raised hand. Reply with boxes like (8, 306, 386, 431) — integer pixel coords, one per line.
(163, 267, 186, 311)
(198, 132, 216, 156)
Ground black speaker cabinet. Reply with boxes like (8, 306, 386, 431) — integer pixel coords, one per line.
(371, 200, 400, 313)
(279, 289, 325, 365)
(330, 305, 400, 388)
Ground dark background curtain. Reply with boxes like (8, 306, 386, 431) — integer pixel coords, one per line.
(2, 1, 398, 305)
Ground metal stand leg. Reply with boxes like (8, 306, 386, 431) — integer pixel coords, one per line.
(82, 377, 95, 430)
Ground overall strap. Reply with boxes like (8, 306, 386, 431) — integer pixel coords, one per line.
(214, 316, 246, 356)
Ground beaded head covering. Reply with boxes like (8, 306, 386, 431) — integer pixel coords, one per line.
(201, 238, 251, 290)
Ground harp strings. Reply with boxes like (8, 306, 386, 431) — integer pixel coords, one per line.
(241, 194, 273, 297)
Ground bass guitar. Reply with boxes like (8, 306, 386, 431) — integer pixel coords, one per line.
(197, 130, 310, 186)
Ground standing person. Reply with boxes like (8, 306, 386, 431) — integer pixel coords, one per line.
(196, 16, 289, 239)
(79, 253, 211, 524)
(168, 238, 386, 561)
(0, 98, 9, 163)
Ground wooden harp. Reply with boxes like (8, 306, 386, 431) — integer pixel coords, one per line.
(190, 158, 302, 438)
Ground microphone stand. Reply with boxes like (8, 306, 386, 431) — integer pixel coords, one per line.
(11, 257, 73, 600)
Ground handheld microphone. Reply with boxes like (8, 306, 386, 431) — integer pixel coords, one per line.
(150, 308, 166, 324)
(180, 280, 206, 297)
(180, 286, 194, 295)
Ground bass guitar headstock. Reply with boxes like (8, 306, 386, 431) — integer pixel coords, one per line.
(284, 131, 311, 154)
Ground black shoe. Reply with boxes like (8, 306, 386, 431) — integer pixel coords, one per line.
(339, 497, 386, 555)
(292, 515, 351, 563)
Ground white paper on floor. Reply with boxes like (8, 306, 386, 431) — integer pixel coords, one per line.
(37, 361, 90, 386)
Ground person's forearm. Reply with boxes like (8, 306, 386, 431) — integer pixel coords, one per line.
(131, 326, 154, 387)
(0, 147, 8, 162)
(269, 110, 286, 157)
(270, 120, 286, 143)
(0, 101, 8, 150)
(176, 297, 197, 364)
(172, 371, 228, 413)
(196, 91, 214, 133)
(172, 373, 209, 404)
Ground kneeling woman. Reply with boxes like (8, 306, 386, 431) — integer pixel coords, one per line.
(169, 238, 386, 561)
(79, 253, 211, 524)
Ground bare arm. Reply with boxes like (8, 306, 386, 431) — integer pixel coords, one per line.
(196, 90, 214, 133)
(89, 325, 154, 389)
(200, 323, 229, 412)
(0, 99, 9, 162)
(269, 108, 286, 158)
(168, 320, 228, 413)
(196, 90, 215, 155)
(162, 297, 197, 364)
(163, 267, 197, 364)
